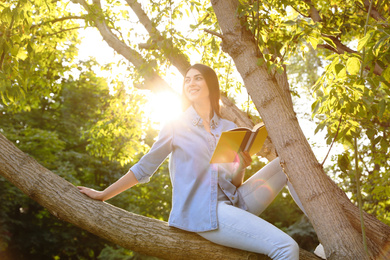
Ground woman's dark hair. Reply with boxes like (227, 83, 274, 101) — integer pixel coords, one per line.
(182, 64, 221, 117)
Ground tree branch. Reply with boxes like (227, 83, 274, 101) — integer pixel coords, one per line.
(74, 0, 172, 93)
(30, 16, 86, 29)
(290, 5, 311, 18)
(38, 26, 85, 37)
(303, 0, 322, 22)
(204, 29, 223, 39)
(321, 115, 343, 166)
(363, 0, 388, 24)
(125, 0, 191, 75)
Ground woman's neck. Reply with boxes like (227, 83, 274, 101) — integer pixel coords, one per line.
(193, 101, 212, 122)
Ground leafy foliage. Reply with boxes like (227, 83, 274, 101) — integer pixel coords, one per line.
(1, 0, 390, 258)
(0, 0, 81, 111)
(0, 60, 172, 258)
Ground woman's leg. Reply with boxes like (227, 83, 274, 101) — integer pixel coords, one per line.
(198, 201, 299, 260)
(239, 157, 306, 216)
(238, 158, 287, 215)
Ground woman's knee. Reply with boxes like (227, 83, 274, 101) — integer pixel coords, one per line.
(283, 239, 300, 260)
(287, 239, 300, 259)
(271, 237, 299, 260)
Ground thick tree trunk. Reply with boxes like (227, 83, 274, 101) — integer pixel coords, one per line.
(210, 1, 390, 259)
(0, 133, 318, 259)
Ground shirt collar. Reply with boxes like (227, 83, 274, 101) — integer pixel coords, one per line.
(185, 105, 220, 129)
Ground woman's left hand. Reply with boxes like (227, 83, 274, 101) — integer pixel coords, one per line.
(235, 151, 252, 172)
(239, 152, 252, 170)
(232, 151, 252, 187)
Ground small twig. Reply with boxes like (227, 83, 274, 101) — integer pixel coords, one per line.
(204, 29, 223, 39)
(358, 154, 371, 174)
(30, 16, 86, 29)
(39, 26, 85, 37)
(321, 115, 343, 166)
(289, 5, 310, 18)
(317, 44, 338, 53)
(355, 136, 369, 256)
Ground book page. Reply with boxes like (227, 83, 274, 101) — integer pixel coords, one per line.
(248, 126, 268, 156)
(210, 131, 247, 163)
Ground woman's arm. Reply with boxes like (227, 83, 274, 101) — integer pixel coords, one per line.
(231, 168, 246, 188)
(231, 151, 252, 188)
(78, 170, 138, 201)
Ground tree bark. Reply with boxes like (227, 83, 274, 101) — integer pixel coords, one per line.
(0, 133, 317, 260)
(210, 0, 390, 259)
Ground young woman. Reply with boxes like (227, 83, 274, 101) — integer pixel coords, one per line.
(78, 64, 305, 260)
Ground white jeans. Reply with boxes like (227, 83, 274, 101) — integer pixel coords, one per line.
(198, 158, 303, 260)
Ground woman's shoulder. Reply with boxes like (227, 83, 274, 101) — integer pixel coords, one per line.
(218, 117, 236, 129)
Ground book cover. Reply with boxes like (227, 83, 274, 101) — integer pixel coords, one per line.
(210, 123, 268, 163)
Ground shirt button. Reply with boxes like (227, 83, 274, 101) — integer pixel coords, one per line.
(231, 196, 235, 200)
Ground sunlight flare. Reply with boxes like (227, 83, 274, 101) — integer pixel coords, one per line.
(145, 91, 182, 127)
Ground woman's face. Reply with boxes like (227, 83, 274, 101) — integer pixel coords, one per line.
(184, 68, 210, 104)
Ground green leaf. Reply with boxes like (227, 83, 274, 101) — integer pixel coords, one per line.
(311, 99, 320, 114)
(325, 53, 339, 60)
(373, 35, 389, 56)
(322, 36, 337, 50)
(334, 64, 346, 77)
(357, 32, 373, 52)
(378, 100, 386, 119)
(307, 36, 320, 49)
(311, 75, 325, 92)
(257, 57, 265, 66)
(373, 136, 381, 145)
(366, 128, 376, 139)
(346, 57, 361, 75)
(314, 120, 326, 134)
(382, 66, 390, 82)
(16, 48, 28, 60)
(276, 65, 284, 74)
(338, 154, 350, 173)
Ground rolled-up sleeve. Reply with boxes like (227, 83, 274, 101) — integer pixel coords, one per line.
(130, 122, 173, 183)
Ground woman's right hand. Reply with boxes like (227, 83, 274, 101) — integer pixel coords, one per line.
(77, 170, 139, 202)
(77, 186, 105, 201)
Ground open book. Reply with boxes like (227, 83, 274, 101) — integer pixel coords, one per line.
(210, 123, 268, 163)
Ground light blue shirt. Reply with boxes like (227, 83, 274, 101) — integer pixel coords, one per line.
(130, 106, 247, 232)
